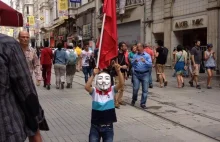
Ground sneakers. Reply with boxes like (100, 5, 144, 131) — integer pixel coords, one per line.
(196, 85, 201, 89)
(66, 83, 71, 88)
(131, 100, 135, 106)
(207, 86, 212, 89)
(189, 81, 194, 87)
(164, 81, 168, 87)
(140, 104, 147, 109)
(119, 101, 126, 106)
(46, 85, 50, 90)
(149, 84, 153, 88)
(61, 82, 64, 89)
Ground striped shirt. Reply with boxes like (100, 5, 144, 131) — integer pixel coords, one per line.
(90, 86, 117, 124)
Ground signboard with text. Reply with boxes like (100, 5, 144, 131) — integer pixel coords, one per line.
(70, 0, 81, 3)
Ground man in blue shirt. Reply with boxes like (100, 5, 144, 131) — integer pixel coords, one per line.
(131, 43, 152, 109)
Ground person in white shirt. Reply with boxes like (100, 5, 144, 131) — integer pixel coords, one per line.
(81, 42, 93, 83)
(66, 43, 78, 88)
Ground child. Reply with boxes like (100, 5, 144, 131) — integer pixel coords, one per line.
(85, 63, 124, 142)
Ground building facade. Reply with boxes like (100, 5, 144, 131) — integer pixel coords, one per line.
(144, 0, 220, 70)
(96, 0, 145, 47)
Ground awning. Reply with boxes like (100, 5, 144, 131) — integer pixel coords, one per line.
(48, 20, 65, 31)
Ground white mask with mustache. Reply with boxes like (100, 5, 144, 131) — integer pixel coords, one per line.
(96, 72, 111, 91)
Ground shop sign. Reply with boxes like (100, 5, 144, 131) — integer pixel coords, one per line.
(83, 24, 91, 40)
(173, 16, 207, 31)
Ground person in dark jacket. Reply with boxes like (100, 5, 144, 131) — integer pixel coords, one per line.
(0, 33, 49, 142)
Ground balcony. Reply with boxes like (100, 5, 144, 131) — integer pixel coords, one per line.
(39, 2, 50, 10)
(116, 0, 144, 9)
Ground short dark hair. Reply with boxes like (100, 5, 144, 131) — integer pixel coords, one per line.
(157, 40, 164, 46)
(118, 42, 126, 49)
(44, 41, 49, 47)
(194, 40, 200, 44)
(57, 43, 63, 48)
(176, 45, 183, 52)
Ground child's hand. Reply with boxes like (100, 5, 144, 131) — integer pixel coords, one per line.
(93, 68, 100, 76)
(114, 64, 121, 72)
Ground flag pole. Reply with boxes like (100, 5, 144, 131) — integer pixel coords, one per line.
(96, 13, 106, 68)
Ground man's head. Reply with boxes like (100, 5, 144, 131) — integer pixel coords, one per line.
(137, 43, 144, 53)
(84, 42, 89, 51)
(67, 43, 74, 49)
(157, 40, 163, 47)
(207, 43, 213, 51)
(118, 42, 127, 52)
(195, 40, 200, 47)
(96, 72, 111, 91)
(44, 41, 49, 47)
(57, 42, 63, 50)
(18, 31, 30, 47)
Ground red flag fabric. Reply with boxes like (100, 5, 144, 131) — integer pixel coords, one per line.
(98, 0, 118, 69)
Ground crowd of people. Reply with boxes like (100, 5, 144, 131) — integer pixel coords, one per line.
(0, 30, 218, 142)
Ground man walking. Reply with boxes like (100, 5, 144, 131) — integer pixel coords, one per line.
(189, 40, 202, 89)
(131, 43, 152, 109)
(75, 44, 82, 71)
(144, 43, 155, 88)
(40, 41, 53, 90)
(115, 42, 129, 109)
(18, 31, 41, 86)
(66, 43, 78, 88)
(0, 33, 48, 142)
(155, 40, 168, 88)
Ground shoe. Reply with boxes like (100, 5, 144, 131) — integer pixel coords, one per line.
(56, 86, 59, 89)
(189, 81, 194, 87)
(140, 104, 147, 109)
(182, 82, 185, 88)
(196, 85, 201, 89)
(131, 100, 135, 106)
(119, 101, 126, 106)
(46, 85, 50, 90)
(164, 81, 168, 87)
(149, 84, 153, 88)
(66, 83, 70, 88)
(43, 83, 46, 88)
(61, 82, 64, 89)
(207, 86, 212, 89)
(115, 105, 120, 109)
(156, 80, 159, 82)
(70, 83, 72, 88)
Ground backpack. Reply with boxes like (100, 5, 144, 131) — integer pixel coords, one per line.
(162, 47, 169, 63)
(88, 56, 96, 69)
(67, 51, 77, 65)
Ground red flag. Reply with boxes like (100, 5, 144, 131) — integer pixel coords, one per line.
(98, 0, 118, 69)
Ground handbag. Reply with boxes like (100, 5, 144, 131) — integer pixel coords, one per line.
(174, 54, 182, 70)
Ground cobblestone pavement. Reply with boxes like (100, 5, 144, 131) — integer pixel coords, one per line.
(32, 72, 219, 142)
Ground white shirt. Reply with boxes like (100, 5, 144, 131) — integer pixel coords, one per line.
(81, 50, 92, 67)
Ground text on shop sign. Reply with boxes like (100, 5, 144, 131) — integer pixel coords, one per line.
(175, 18, 203, 28)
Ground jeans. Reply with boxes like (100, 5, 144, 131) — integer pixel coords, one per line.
(149, 67, 153, 86)
(89, 124, 114, 142)
(82, 66, 93, 83)
(132, 71, 150, 105)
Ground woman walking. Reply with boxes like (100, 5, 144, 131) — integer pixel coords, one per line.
(174, 45, 186, 88)
(54, 43, 68, 89)
(204, 44, 216, 89)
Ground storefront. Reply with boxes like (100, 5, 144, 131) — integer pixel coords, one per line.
(117, 20, 141, 47)
(172, 15, 208, 49)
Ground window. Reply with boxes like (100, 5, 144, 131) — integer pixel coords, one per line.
(26, 6, 29, 14)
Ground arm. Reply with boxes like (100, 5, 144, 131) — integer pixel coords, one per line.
(85, 68, 99, 93)
(114, 64, 124, 92)
(204, 51, 208, 61)
(155, 48, 159, 58)
(33, 50, 42, 81)
(191, 49, 196, 65)
(40, 49, 44, 65)
(131, 54, 138, 66)
(85, 74, 95, 94)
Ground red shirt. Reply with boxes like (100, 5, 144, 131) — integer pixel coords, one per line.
(40, 47, 53, 65)
(144, 47, 154, 60)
